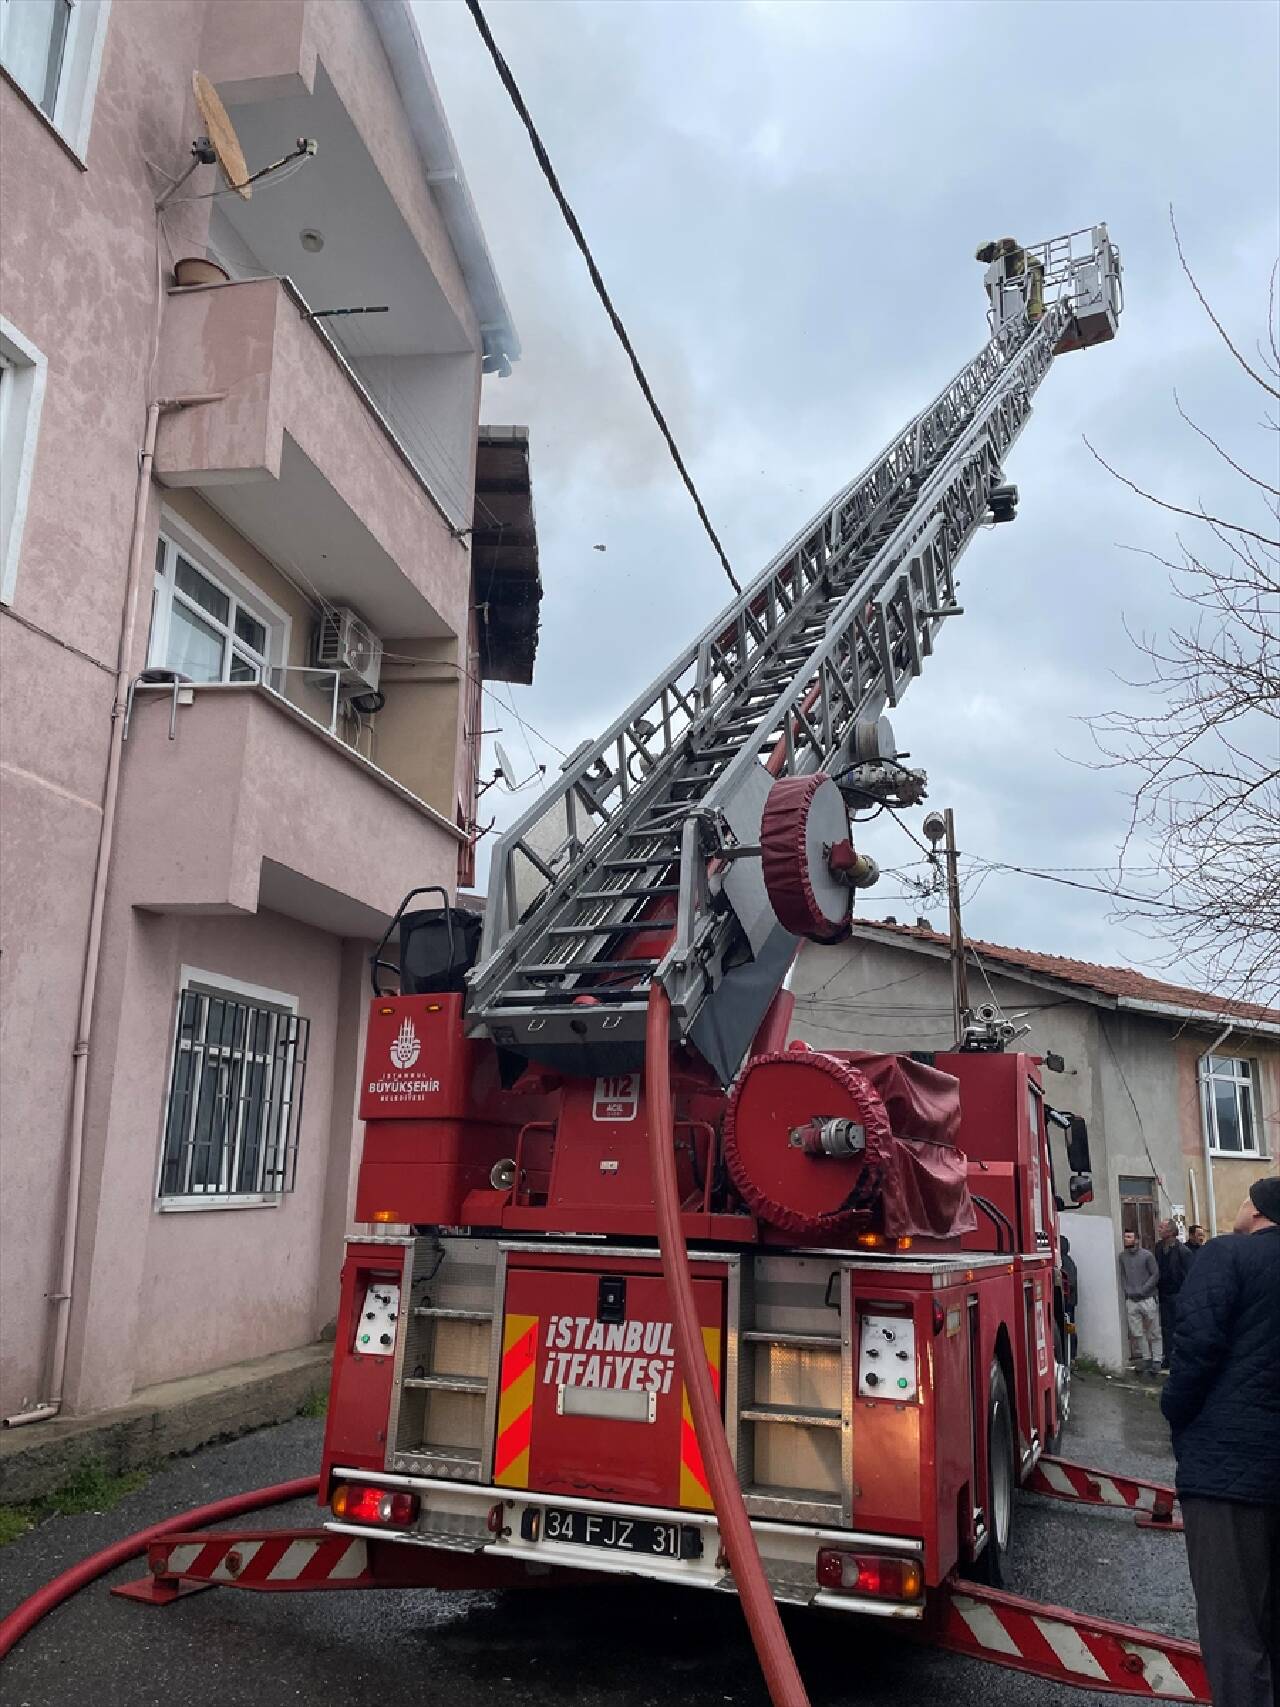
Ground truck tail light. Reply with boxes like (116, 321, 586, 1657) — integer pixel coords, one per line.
(816, 1549, 923, 1601)
(330, 1483, 419, 1527)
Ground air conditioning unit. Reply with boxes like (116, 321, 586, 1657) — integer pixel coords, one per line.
(313, 606, 382, 693)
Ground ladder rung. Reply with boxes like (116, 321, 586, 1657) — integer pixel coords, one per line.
(602, 858, 679, 871)
(547, 919, 667, 937)
(742, 1330, 841, 1350)
(413, 1307, 493, 1322)
(522, 959, 660, 978)
(403, 1374, 488, 1394)
(739, 1403, 842, 1429)
(577, 885, 678, 900)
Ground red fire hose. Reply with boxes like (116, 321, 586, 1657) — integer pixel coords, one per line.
(644, 985, 810, 1707)
(0, 1474, 318, 1659)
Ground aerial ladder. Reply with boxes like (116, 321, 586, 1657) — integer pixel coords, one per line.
(107, 229, 1210, 1706)
(468, 226, 1123, 1085)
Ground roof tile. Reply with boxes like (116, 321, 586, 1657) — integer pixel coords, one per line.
(851, 920, 1280, 1027)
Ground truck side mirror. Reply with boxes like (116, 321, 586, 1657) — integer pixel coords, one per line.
(1068, 1171, 1094, 1206)
(1067, 1116, 1091, 1176)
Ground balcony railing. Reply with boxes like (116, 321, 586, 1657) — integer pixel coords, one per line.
(123, 676, 430, 806)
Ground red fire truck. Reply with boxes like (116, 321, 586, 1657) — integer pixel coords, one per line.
(118, 231, 1209, 1704)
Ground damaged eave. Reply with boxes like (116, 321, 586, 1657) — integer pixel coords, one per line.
(473, 425, 541, 685)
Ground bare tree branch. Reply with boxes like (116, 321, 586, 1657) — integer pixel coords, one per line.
(1173, 389, 1280, 497)
(1081, 234, 1280, 1011)
(1170, 205, 1280, 399)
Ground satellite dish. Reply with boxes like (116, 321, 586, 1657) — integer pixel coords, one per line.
(193, 71, 251, 201)
(494, 742, 519, 790)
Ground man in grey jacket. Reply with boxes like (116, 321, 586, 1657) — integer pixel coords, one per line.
(1119, 1229, 1162, 1374)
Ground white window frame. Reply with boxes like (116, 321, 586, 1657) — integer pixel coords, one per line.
(0, 0, 111, 161)
(156, 966, 306, 1212)
(149, 514, 290, 687)
(0, 316, 47, 606)
(1200, 1054, 1264, 1158)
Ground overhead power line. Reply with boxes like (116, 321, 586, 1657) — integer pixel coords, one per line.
(463, 0, 742, 595)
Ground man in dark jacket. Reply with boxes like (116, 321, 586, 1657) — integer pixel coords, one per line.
(1060, 1234, 1079, 1361)
(1156, 1218, 1193, 1371)
(1161, 1176, 1280, 1707)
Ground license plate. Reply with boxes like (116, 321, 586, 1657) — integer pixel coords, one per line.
(520, 1506, 703, 1559)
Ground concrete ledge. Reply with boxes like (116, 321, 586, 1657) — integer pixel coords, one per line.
(0, 1343, 330, 1504)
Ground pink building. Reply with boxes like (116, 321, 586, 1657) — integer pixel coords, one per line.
(0, 0, 539, 1424)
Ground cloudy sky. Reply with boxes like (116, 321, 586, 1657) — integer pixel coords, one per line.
(413, 0, 1278, 985)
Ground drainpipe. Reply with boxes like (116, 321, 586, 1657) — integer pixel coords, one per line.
(4, 393, 225, 1429)
(1199, 1024, 1233, 1238)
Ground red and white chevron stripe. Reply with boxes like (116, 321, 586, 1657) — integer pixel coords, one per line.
(145, 1529, 371, 1591)
(935, 1584, 1208, 1702)
(1027, 1455, 1179, 1523)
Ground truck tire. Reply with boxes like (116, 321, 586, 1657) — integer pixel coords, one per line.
(970, 1361, 1016, 1587)
(1048, 1321, 1071, 1455)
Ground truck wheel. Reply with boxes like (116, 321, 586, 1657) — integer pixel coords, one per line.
(970, 1361, 1016, 1587)
(1048, 1322, 1071, 1455)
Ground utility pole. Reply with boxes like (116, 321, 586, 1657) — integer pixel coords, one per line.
(943, 808, 970, 1046)
(924, 808, 969, 1046)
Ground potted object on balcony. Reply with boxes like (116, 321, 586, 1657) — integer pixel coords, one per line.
(173, 255, 230, 288)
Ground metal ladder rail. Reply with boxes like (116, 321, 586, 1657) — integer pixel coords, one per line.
(497, 300, 1068, 1015)
(661, 301, 1071, 1017)
(486, 305, 1070, 1012)
(469, 307, 1052, 1021)
(483, 482, 930, 997)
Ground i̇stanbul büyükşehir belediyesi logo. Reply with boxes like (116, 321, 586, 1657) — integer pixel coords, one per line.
(389, 1017, 421, 1070)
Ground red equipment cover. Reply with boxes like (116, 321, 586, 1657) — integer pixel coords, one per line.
(837, 1051, 962, 1147)
(723, 1050, 975, 1240)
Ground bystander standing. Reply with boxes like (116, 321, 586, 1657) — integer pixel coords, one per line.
(1161, 1176, 1280, 1707)
(1155, 1219, 1193, 1371)
(1060, 1234, 1078, 1362)
(1118, 1228, 1162, 1374)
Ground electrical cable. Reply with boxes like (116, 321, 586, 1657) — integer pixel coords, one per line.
(965, 857, 1190, 914)
(884, 807, 938, 862)
(462, 0, 741, 595)
(1099, 1017, 1173, 1213)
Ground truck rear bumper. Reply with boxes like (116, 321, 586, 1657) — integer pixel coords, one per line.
(324, 1468, 926, 1618)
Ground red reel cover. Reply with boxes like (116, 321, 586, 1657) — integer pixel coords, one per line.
(760, 773, 853, 942)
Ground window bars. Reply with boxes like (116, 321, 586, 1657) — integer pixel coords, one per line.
(159, 986, 310, 1200)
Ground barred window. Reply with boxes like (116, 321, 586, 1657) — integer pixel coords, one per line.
(158, 979, 310, 1204)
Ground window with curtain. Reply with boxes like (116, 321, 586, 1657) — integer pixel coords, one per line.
(148, 532, 274, 685)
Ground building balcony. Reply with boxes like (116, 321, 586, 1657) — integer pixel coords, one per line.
(154, 276, 467, 643)
(115, 682, 464, 934)
(195, 0, 516, 376)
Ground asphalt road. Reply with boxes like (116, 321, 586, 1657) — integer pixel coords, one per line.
(0, 1372, 1194, 1707)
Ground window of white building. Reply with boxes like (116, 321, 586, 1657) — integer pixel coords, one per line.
(157, 970, 310, 1208)
(0, 0, 111, 158)
(148, 525, 287, 685)
(0, 317, 47, 605)
(1200, 1055, 1263, 1157)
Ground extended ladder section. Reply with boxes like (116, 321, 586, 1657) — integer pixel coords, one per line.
(469, 228, 1121, 1080)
